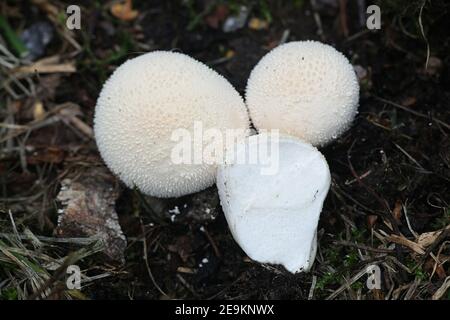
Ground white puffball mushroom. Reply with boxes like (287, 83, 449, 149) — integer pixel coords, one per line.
(217, 134, 331, 273)
(246, 41, 359, 146)
(94, 51, 249, 198)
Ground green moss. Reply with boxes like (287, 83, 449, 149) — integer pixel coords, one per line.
(351, 281, 364, 291)
(257, 0, 272, 23)
(0, 288, 18, 300)
(316, 271, 342, 291)
(351, 228, 367, 243)
(344, 251, 360, 268)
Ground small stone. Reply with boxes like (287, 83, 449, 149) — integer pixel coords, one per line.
(223, 6, 249, 33)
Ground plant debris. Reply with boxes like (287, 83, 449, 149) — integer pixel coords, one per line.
(0, 0, 449, 300)
(56, 164, 126, 263)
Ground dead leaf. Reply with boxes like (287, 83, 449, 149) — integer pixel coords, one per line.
(372, 289, 384, 300)
(168, 235, 193, 263)
(111, 0, 139, 21)
(367, 215, 378, 229)
(392, 200, 402, 223)
(417, 229, 445, 248)
(248, 17, 269, 30)
(27, 146, 65, 164)
(401, 96, 417, 107)
(33, 101, 45, 121)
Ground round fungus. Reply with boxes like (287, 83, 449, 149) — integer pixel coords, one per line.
(94, 51, 249, 198)
(245, 41, 359, 146)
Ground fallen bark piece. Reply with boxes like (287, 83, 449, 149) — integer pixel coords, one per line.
(56, 165, 126, 262)
(217, 134, 331, 273)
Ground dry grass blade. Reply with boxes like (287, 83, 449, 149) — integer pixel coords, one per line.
(326, 267, 369, 300)
(0, 212, 104, 299)
(140, 220, 168, 298)
(386, 234, 426, 255)
(432, 276, 450, 300)
(13, 60, 76, 74)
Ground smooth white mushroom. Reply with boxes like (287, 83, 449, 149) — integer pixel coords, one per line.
(217, 133, 331, 273)
(246, 41, 359, 146)
(94, 51, 249, 198)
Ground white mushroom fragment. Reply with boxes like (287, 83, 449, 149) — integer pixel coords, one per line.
(246, 41, 359, 146)
(217, 134, 331, 273)
(94, 51, 249, 198)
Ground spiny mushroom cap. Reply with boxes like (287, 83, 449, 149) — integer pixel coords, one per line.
(246, 41, 359, 146)
(94, 51, 249, 198)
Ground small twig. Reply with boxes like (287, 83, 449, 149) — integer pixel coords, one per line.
(177, 274, 200, 298)
(202, 226, 221, 258)
(345, 29, 370, 43)
(418, 0, 430, 70)
(7, 210, 19, 238)
(326, 267, 368, 300)
(402, 202, 419, 239)
(385, 256, 412, 274)
(206, 273, 246, 300)
(347, 140, 400, 235)
(373, 96, 450, 130)
(331, 183, 376, 214)
(308, 275, 317, 300)
(310, 0, 324, 40)
(393, 142, 430, 173)
(28, 251, 81, 300)
(334, 240, 394, 254)
(344, 169, 372, 185)
(404, 278, 421, 300)
(430, 240, 450, 279)
(432, 276, 450, 300)
(140, 220, 168, 298)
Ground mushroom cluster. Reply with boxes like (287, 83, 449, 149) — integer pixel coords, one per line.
(217, 41, 359, 273)
(94, 41, 359, 273)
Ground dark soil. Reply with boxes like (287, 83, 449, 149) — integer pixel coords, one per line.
(0, 0, 449, 300)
